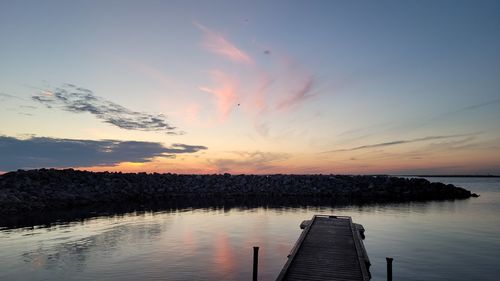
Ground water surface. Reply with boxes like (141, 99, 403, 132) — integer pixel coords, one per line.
(1, 177, 499, 280)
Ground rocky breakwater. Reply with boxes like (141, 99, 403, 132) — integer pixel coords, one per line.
(0, 169, 478, 216)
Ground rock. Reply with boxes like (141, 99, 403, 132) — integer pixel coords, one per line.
(0, 169, 479, 217)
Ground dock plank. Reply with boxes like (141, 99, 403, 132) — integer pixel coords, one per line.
(276, 215, 370, 281)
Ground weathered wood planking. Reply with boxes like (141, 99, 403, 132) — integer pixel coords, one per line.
(276, 215, 371, 281)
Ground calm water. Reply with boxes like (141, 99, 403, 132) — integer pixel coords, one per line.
(1, 177, 499, 281)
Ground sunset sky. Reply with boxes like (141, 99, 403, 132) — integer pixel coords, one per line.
(1, 0, 499, 174)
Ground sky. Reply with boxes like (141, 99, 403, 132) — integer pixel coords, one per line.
(1, 0, 499, 175)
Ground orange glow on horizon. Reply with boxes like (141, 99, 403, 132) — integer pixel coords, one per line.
(70, 147, 500, 175)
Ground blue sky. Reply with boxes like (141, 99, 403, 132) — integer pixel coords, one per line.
(1, 0, 499, 174)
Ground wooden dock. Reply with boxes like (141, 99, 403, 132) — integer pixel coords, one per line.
(276, 215, 371, 281)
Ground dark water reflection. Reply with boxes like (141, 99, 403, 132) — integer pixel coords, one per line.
(1, 177, 499, 281)
(0, 195, 470, 230)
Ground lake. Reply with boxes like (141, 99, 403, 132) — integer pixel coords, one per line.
(0, 177, 499, 281)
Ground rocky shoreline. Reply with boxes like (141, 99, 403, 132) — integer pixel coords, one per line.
(0, 169, 479, 219)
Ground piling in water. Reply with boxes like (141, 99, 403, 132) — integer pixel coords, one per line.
(386, 257, 393, 281)
(253, 246, 259, 281)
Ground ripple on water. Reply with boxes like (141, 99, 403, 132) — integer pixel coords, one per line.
(0, 178, 499, 281)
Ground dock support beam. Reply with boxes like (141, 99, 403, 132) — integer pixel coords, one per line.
(386, 257, 393, 281)
(253, 246, 259, 281)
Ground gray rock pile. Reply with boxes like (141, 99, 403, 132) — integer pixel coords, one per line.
(0, 169, 477, 215)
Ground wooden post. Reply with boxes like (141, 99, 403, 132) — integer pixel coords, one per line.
(386, 257, 393, 281)
(253, 246, 259, 281)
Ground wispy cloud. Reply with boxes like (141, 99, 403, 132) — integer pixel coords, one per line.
(323, 133, 480, 153)
(252, 74, 273, 113)
(183, 103, 201, 124)
(336, 122, 391, 138)
(163, 143, 208, 154)
(254, 121, 270, 137)
(249, 74, 274, 136)
(390, 99, 500, 133)
(209, 151, 289, 173)
(32, 84, 181, 134)
(276, 76, 315, 110)
(19, 105, 37, 109)
(0, 92, 15, 101)
(0, 135, 207, 171)
(194, 22, 253, 65)
(199, 70, 239, 121)
(429, 99, 500, 122)
(193, 22, 317, 134)
(131, 61, 176, 88)
(0, 92, 27, 102)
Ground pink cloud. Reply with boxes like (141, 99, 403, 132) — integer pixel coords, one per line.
(194, 22, 254, 65)
(193, 25, 317, 133)
(199, 70, 239, 121)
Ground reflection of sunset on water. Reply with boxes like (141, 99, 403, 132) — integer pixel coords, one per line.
(28, 251, 46, 270)
(212, 232, 236, 280)
(180, 224, 197, 256)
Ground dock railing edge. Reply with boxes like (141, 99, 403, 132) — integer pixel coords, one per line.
(350, 217, 371, 281)
(275, 215, 318, 281)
